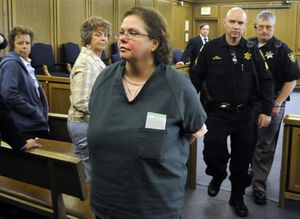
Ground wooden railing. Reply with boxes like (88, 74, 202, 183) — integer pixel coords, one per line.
(0, 138, 94, 219)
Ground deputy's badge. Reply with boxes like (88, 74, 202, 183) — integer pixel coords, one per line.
(265, 51, 274, 59)
(212, 55, 222, 60)
(288, 52, 296, 63)
(244, 52, 252, 60)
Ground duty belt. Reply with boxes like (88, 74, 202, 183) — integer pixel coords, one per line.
(218, 102, 249, 112)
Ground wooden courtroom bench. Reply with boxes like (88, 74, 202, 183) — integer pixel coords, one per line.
(0, 138, 94, 219)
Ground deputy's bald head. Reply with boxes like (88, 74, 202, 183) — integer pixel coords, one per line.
(226, 7, 247, 22)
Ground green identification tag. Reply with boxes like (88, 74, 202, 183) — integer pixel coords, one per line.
(145, 112, 167, 130)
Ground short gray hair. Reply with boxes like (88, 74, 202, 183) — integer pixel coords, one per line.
(256, 10, 276, 25)
(80, 16, 111, 46)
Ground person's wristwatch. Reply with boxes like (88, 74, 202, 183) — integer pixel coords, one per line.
(274, 102, 282, 107)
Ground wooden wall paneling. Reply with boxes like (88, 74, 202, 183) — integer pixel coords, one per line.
(90, 0, 115, 31)
(155, 0, 172, 42)
(179, 3, 193, 50)
(90, 0, 115, 58)
(0, 0, 8, 56)
(0, 1, 4, 34)
(115, 0, 136, 32)
(297, 2, 300, 54)
(288, 127, 300, 192)
(137, 0, 155, 8)
(269, 2, 298, 51)
(90, 0, 115, 26)
(56, 0, 88, 62)
(193, 4, 218, 19)
(48, 83, 70, 114)
(242, 2, 271, 39)
(169, 3, 180, 49)
(193, 4, 219, 39)
(10, 0, 54, 45)
(155, 0, 172, 27)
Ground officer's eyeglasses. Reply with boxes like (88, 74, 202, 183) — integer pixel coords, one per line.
(230, 48, 238, 64)
(115, 31, 152, 40)
(255, 25, 273, 31)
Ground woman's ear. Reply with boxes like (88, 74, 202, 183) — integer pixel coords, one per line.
(151, 38, 160, 52)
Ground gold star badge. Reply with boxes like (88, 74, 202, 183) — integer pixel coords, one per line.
(288, 52, 296, 63)
(244, 52, 252, 60)
(265, 51, 274, 59)
(212, 56, 222, 60)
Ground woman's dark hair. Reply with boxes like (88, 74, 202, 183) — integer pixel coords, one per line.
(8, 26, 34, 51)
(123, 7, 172, 65)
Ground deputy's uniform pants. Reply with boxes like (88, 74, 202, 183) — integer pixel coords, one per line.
(203, 107, 256, 196)
(252, 105, 285, 192)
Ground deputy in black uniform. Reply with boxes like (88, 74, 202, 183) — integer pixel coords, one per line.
(190, 7, 274, 217)
(250, 11, 300, 205)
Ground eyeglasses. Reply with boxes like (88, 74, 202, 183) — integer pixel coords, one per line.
(255, 25, 273, 30)
(115, 31, 152, 40)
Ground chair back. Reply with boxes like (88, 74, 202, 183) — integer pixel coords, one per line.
(172, 49, 183, 64)
(61, 42, 80, 66)
(111, 42, 119, 55)
(101, 52, 109, 66)
(30, 43, 69, 77)
(111, 53, 121, 63)
(30, 43, 56, 73)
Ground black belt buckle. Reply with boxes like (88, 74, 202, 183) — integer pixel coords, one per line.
(219, 102, 244, 112)
(219, 102, 231, 109)
(235, 104, 243, 112)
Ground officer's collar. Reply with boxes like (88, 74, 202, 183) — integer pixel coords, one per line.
(262, 36, 277, 50)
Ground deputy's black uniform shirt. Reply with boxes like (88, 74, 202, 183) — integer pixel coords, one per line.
(191, 34, 274, 116)
(249, 36, 300, 96)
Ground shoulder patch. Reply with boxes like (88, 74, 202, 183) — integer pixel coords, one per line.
(246, 40, 254, 48)
(288, 52, 296, 63)
(274, 40, 282, 49)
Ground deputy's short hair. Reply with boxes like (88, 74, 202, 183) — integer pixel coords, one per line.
(256, 10, 276, 25)
(199, 23, 209, 30)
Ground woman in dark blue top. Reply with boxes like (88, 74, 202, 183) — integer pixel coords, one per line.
(0, 27, 48, 139)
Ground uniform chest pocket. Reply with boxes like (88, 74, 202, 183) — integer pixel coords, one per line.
(138, 128, 167, 162)
(206, 61, 232, 87)
(207, 62, 231, 82)
(238, 62, 255, 88)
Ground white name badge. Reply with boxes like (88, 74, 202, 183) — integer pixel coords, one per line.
(145, 112, 166, 130)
